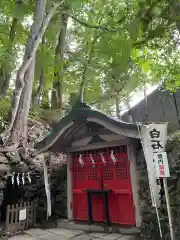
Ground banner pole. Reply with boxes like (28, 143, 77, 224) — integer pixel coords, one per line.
(150, 184, 163, 239)
(163, 178, 175, 240)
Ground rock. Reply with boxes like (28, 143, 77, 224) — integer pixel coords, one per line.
(18, 162, 29, 172)
(24, 191, 36, 198)
(0, 181, 5, 189)
(10, 162, 29, 173)
(56, 194, 64, 202)
(5, 152, 16, 161)
(34, 154, 44, 166)
(0, 125, 67, 225)
(11, 153, 21, 164)
(0, 154, 8, 164)
(0, 190, 3, 205)
(0, 163, 10, 176)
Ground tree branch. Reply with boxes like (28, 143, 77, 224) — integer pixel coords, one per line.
(0, 142, 19, 152)
(9, 0, 23, 41)
(133, 24, 167, 47)
(63, 11, 123, 32)
(19, 3, 61, 84)
(79, 35, 99, 102)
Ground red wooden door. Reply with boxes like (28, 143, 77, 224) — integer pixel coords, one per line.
(72, 146, 135, 225)
(72, 152, 104, 221)
(102, 146, 135, 225)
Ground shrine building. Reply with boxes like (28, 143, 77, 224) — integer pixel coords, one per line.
(35, 101, 141, 227)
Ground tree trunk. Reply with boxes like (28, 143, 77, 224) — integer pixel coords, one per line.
(171, 0, 180, 31)
(4, 0, 60, 146)
(9, 0, 47, 146)
(0, 67, 11, 96)
(36, 67, 44, 104)
(42, 89, 49, 109)
(125, 96, 133, 123)
(115, 96, 121, 120)
(32, 37, 45, 105)
(10, 61, 36, 145)
(79, 33, 99, 102)
(0, 4, 20, 96)
(144, 83, 148, 122)
(51, 14, 68, 110)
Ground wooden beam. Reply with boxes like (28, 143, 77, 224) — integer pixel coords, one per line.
(66, 139, 133, 152)
(70, 128, 114, 142)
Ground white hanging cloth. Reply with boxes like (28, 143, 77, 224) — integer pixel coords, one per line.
(100, 153, 106, 164)
(17, 173, 20, 186)
(22, 173, 25, 185)
(27, 172, 31, 183)
(42, 155, 51, 219)
(89, 154, 95, 166)
(11, 172, 15, 186)
(78, 154, 84, 167)
(111, 150, 116, 164)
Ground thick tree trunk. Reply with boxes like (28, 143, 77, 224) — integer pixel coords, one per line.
(52, 14, 68, 110)
(10, 61, 36, 146)
(9, 0, 47, 146)
(32, 37, 45, 105)
(3, 1, 60, 146)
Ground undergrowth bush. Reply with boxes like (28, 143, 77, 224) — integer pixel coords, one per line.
(0, 97, 11, 121)
(0, 97, 11, 132)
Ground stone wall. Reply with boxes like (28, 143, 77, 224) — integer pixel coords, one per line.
(0, 151, 43, 223)
(0, 151, 68, 228)
(51, 165, 67, 219)
(137, 132, 180, 240)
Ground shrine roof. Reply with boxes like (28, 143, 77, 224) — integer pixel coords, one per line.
(34, 101, 139, 153)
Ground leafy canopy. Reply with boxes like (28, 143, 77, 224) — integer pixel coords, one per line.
(0, 0, 179, 119)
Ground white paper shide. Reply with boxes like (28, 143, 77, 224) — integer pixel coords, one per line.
(19, 208, 27, 221)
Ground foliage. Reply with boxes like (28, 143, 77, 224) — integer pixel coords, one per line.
(0, 97, 11, 132)
(0, 0, 179, 120)
(0, 97, 11, 121)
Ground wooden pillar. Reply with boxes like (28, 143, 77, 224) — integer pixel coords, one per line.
(128, 144, 142, 227)
(67, 153, 73, 220)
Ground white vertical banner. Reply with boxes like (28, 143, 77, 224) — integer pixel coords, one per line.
(140, 123, 168, 207)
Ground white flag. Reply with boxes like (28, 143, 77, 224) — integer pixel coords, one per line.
(140, 123, 168, 207)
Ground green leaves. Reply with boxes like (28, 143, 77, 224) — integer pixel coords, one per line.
(127, 17, 142, 41)
(0, 0, 178, 118)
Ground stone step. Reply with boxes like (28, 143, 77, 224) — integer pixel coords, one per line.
(8, 228, 140, 240)
(56, 219, 141, 236)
